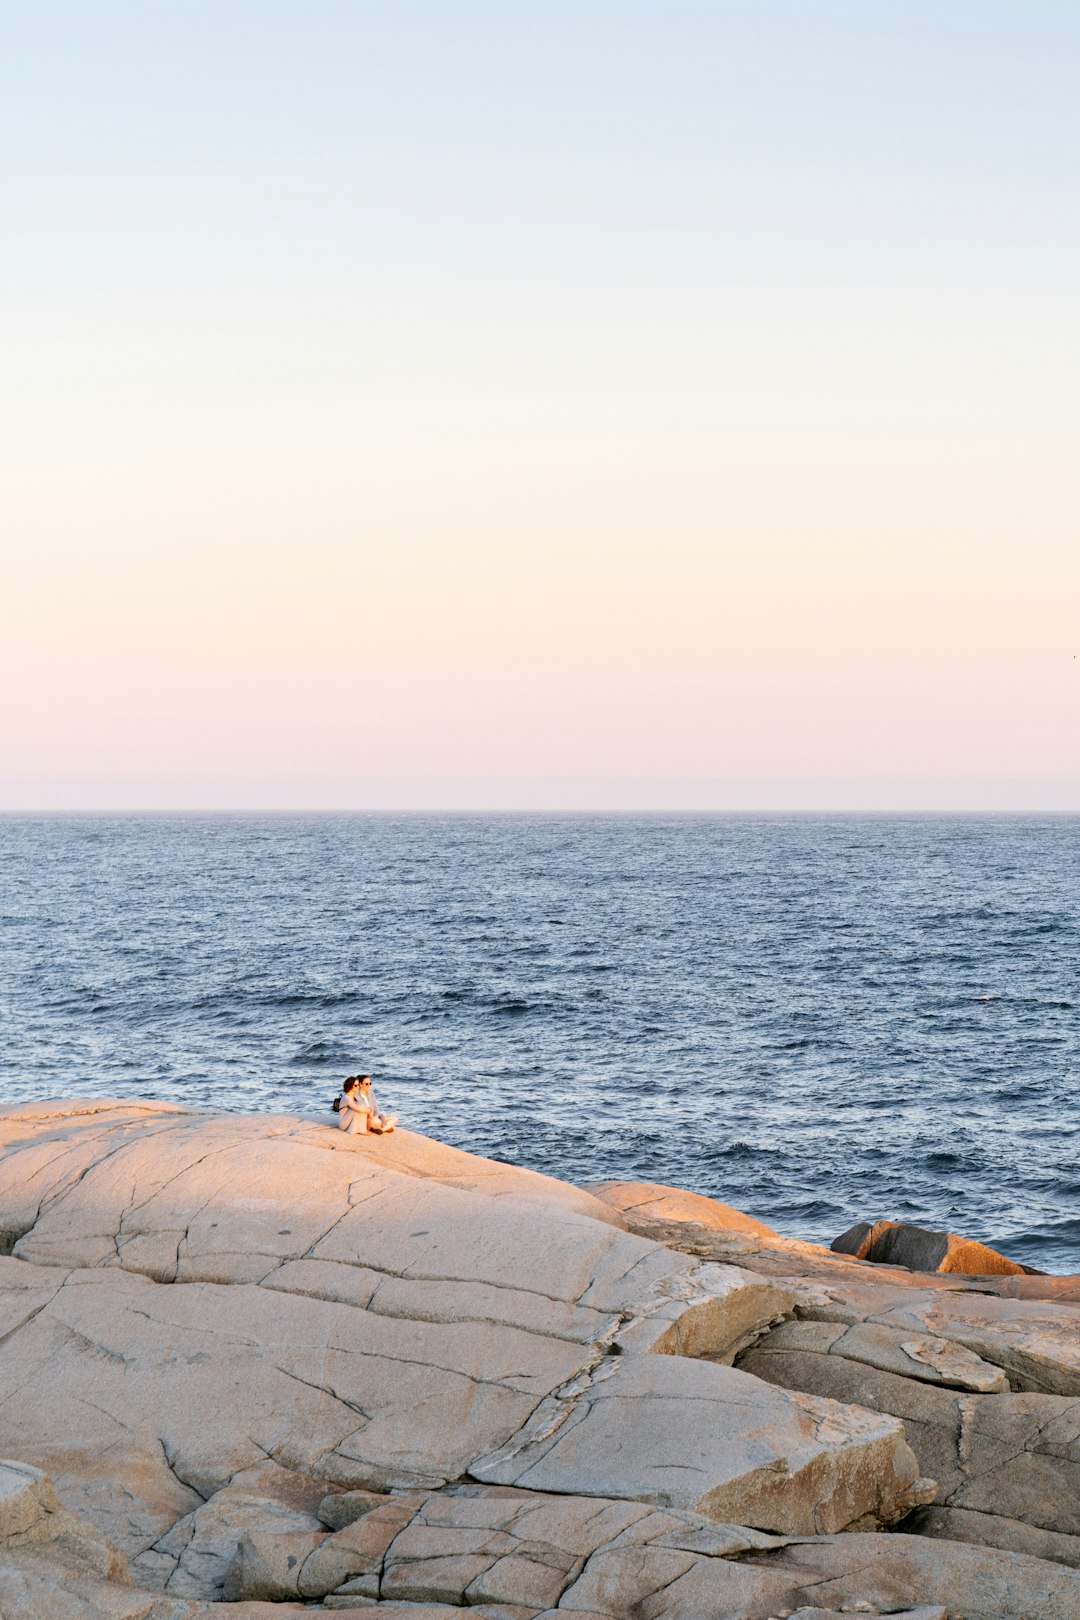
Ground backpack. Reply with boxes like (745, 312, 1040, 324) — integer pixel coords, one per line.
(331, 1096, 341, 1113)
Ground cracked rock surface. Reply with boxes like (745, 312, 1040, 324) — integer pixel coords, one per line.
(1, 1105, 1079, 1617)
(590, 1178, 1080, 1590)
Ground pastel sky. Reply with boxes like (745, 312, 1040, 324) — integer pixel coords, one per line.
(2, 1, 1077, 810)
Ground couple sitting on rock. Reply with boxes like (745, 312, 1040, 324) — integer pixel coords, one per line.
(333, 1073, 397, 1135)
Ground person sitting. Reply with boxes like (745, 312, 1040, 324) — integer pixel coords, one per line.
(357, 1074, 397, 1134)
(334, 1074, 371, 1133)
(333, 1074, 397, 1135)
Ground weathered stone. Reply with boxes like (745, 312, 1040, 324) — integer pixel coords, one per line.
(466, 1543, 579, 1610)
(767, 1263, 1080, 1397)
(297, 1492, 423, 1597)
(0, 1458, 58, 1540)
(8, 1458, 1080, 1620)
(0, 1456, 151, 1620)
(0, 1261, 588, 1500)
(739, 1333, 966, 1499)
(29, 1443, 203, 1568)
(533, 1611, 618, 1620)
(317, 1487, 389, 1530)
(147, 1460, 330, 1599)
(583, 1179, 779, 1237)
(610, 1197, 1080, 1308)
(612, 1262, 793, 1360)
(376, 1489, 640, 1612)
(865, 1289, 1080, 1396)
(0, 1101, 944, 1547)
(744, 1325, 1080, 1557)
(966, 1272, 1080, 1305)
(789, 1274, 947, 1324)
(382, 1542, 513, 1604)
(556, 1539, 800, 1617)
(0, 1469, 123, 1587)
(787, 1611, 947, 1620)
(0, 1256, 69, 1341)
(221, 1526, 328, 1600)
(361, 1270, 620, 1345)
(743, 1314, 1008, 1392)
(6, 1099, 1080, 1614)
(0, 1557, 188, 1620)
(838, 1320, 1009, 1392)
(951, 1390, 1080, 1532)
(320, 1606, 531, 1619)
(191, 1607, 321, 1620)
(472, 1353, 928, 1533)
(911, 1504, 1080, 1568)
(741, 1531, 1080, 1620)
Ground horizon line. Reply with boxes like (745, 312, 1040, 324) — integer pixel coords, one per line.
(3, 806, 1080, 819)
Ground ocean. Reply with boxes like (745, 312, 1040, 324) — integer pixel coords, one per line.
(1, 813, 1077, 1270)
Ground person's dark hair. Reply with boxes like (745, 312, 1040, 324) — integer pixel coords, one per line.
(343, 1075, 361, 1094)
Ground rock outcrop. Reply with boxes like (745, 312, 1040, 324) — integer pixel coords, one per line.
(1, 1104, 1079, 1618)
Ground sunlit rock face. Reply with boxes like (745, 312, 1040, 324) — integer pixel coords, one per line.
(1, 1104, 1079, 1618)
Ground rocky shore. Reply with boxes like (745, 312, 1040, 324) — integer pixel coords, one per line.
(1, 1101, 1078, 1619)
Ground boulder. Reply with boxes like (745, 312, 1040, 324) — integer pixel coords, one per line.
(832, 1219, 1028, 1276)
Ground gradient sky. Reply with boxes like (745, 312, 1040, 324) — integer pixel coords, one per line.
(2, 1, 1077, 810)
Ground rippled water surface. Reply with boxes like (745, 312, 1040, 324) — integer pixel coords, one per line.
(2, 814, 1078, 1269)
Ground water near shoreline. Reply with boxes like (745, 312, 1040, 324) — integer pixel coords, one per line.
(1, 813, 1077, 1270)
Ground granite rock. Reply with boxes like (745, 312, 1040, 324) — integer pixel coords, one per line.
(0, 1101, 926, 1545)
(5, 1105, 1080, 1616)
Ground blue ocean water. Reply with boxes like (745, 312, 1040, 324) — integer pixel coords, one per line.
(1, 814, 1077, 1270)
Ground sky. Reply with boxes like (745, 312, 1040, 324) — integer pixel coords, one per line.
(2, 1, 1077, 811)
